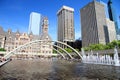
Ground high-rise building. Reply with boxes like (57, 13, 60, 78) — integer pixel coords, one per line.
(106, 18, 116, 42)
(100, 1, 109, 18)
(80, 1, 107, 47)
(28, 12, 42, 36)
(57, 6, 75, 44)
(108, 0, 119, 36)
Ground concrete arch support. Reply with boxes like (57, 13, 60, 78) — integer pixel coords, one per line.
(53, 48, 66, 59)
(3, 40, 83, 60)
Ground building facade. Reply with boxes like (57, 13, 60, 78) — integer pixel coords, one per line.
(0, 25, 53, 57)
(28, 12, 42, 36)
(106, 18, 116, 42)
(2, 29, 34, 52)
(0, 27, 6, 48)
(57, 6, 75, 44)
(108, 0, 119, 39)
(81, 1, 107, 47)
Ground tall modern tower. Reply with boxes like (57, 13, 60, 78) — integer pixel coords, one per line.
(108, 0, 119, 35)
(57, 6, 75, 44)
(106, 18, 116, 42)
(80, 1, 107, 47)
(28, 12, 42, 36)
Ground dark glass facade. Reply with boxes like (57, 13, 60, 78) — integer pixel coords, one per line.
(108, 0, 119, 35)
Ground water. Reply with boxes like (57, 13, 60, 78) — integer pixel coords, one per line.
(0, 59, 120, 80)
(82, 48, 120, 66)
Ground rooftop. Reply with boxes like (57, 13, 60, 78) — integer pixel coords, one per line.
(57, 5, 74, 15)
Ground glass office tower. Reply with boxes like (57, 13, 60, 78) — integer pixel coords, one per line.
(108, 0, 119, 35)
(28, 12, 42, 36)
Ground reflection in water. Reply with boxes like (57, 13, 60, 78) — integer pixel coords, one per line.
(0, 59, 120, 80)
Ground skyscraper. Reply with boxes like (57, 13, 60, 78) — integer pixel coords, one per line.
(108, 0, 119, 35)
(28, 12, 42, 36)
(80, 1, 107, 47)
(57, 6, 75, 44)
(106, 18, 116, 42)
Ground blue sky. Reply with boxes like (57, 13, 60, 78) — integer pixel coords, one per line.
(0, 0, 120, 40)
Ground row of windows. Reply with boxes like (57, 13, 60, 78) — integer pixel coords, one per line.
(20, 38, 29, 40)
(42, 51, 52, 53)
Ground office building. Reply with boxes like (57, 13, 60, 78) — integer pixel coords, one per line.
(28, 12, 42, 36)
(100, 1, 109, 18)
(57, 6, 75, 44)
(108, 0, 119, 36)
(80, 1, 107, 47)
(106, 18, 116, 42)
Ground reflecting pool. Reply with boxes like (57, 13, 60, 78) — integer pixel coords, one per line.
(0, 59, 120, 80)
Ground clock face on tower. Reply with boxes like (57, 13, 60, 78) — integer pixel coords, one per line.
(44, 20, 48, 25)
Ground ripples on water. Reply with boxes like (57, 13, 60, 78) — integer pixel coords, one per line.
(0, 59, 120, 80)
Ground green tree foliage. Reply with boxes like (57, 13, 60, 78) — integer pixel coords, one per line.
(83, 40, 120, 51)
(64, 48, 73, 53)
(0, 48, 6, 51)
(117, 41, 120, 48)
(53, 49, 57, 54)
(58, 49, 64, 53)
(84, 47, 89, 51)
(90, 44, 105, 50)
(75, 49, 79, 52)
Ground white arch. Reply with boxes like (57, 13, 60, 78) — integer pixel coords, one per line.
(53, 45, 73, 59)
(3, 40, 83, 59)
(54, 41, 83, 59)
(14, 42, 67, 59)
(53, 48, 66, 59)
(4, 44, 73, 59)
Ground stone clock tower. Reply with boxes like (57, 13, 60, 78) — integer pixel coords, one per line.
(40, 17, 53, 55)
(42, 17, 48, 33)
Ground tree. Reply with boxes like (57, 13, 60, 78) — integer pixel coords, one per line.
(88, 44, 103, 50)
(117, 40, 120, 48)
(0, 48, 6, 51)
(106, 40, 118, 49)
(58, 49, 64, 53)
(75, 49, 79, 52)
(64, 48, 73, 53)
(53, 49, 57, 54)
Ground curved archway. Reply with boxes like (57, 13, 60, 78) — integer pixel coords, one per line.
(53, 45, 73, 59)
(3, 40, 83, 60)
(53, 48, 65, 59)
